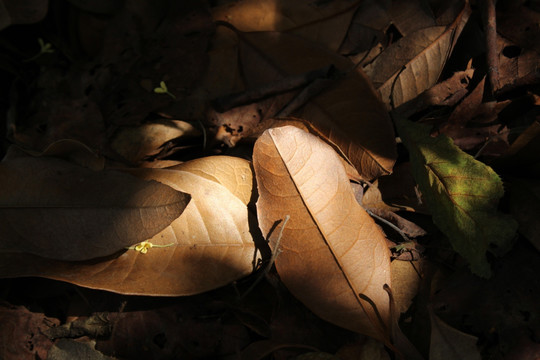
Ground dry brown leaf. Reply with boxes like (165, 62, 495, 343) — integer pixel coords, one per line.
(212, 29, 396, 180)
(212, 0, 360, 52)
(496, 34, 540, 94)
(364, 1, 471, 109)
(339, 0, 390, 60)
(110, 119, 200, 164)
(170, 155, 253, 205)
(390, 259, 423, 314)
(389, 0, 436, 36)
(0, 148, 190, 261)
(253, 126, 392, 342)
(0, 156, 259, 296)
(0, 303, 59, 360)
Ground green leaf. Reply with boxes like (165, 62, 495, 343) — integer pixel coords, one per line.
(395, 118, 517, 277)
(153, 87, 166, 94)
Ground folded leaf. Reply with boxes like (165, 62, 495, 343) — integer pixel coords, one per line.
(395, 118, 517, 277)
(0, 156, 259, 296)
(364, 1, 470, 109)
(253, 126, 392, 342)
(210, 29, 397, 180)
(0, 151, 190, 261)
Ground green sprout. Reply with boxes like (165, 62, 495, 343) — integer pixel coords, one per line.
(153, 81, 177, 100)
(24, 38, 54, 62)
(392, 241, 416, 254)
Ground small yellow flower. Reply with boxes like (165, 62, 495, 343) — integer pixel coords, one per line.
(134, 241, 153, 254)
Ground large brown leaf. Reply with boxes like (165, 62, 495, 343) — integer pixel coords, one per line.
(0, 149, 190, 261)
(364, 1, 470, 109)
(212, 0, 360, 52)
(212, 29, 396, 180)
(253, 126, 392, 342)
(0, 156, 259, 296)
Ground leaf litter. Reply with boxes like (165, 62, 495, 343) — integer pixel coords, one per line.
(0, 0, 538, 359)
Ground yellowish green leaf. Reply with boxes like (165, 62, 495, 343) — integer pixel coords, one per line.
(395, 118, 517, 277)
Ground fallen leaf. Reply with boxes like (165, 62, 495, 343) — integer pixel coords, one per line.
(216, 29, 396, 180)
(0, 0, 49, 30)
(212, 0, 360, 52)
(95, 302, 250, 359)
(509, 178, 540, 251)
(169, 155, 253, 205)
(338, 0, 390, 62)
(390, 259, 423, 314)
(429, 307, 482, 360)
(0, 156, 259, 296)
(395, 65, 474, 117)
(47, 339, 113, 360)
(496, 34, 540, 94)
(364, 1, 471, 109)
(361, 182, 427, 238)
(0, 302, 59, 360)
(110, 119, 200, 164)
(253, 126, 392, 342)
(0, 148, 190, 261)
(389, 0, 436, 36)
(395, 118, 517, 277)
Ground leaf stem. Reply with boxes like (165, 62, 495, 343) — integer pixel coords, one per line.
(239, 215, 290, 299)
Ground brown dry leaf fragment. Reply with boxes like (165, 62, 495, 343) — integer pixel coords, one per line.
(231, 30, 396, 180)
(0, 149, 190, 261)
(0, 157, 258, 296)
(0, 303, 59, 360)
(396, 66, 474, 117)
(253, 126, 392, 343)
(496, 34, 540, 94)
(389, 0, 436, 36)
(339, 0, 390, 60)
(429, 307, 482, 360)
(47, 339, 114, 360)
(212, 0, 360, 52)
(364, 1, 471, 109)
(361, 182, 427, 238)
(497, 1, 540, 55)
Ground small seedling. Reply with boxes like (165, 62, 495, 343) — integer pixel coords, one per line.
(24, 38, 54, 62)
(392, 241, 416, 254)
(153, 81, 177, 100)
(125, 241, 175, 254)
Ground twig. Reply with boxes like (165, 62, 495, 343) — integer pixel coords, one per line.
(483, 0, 500, 95)
(366, 209, 410, 243)
(239, 215, 290, 299)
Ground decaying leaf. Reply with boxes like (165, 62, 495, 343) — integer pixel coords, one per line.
(395, 118, 517, 277)
(429, 308, 482, 360)
(0, 303, 59, 360)
(364, 1, 471, 109)
(0, 156, 259, 296)
(0, 148, 190, 261)
(253, 126, 392, 342)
